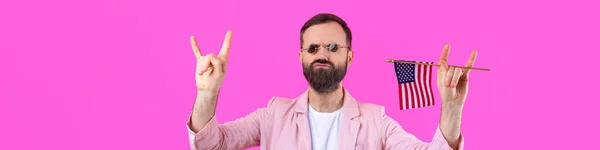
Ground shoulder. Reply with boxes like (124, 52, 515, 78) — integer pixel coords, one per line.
(356, 102, 387, 118)
(354, 101, 396, 133)
(263, 96, 301, 116)
(258, 96, 302, 122)
(266, 96, 298, 108)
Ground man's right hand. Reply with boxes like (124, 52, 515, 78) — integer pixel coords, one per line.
(192, 30, 232, 95)
(189, 30, 232, 132)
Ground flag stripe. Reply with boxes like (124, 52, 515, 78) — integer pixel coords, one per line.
(404, 83, 410, 109)
(413, 65, 420, 108)
(398, 84, 404, 110)
(410, 81, 416, 109)
(425, 63, 434, 105)
(422, 63, 429, 106)
(406, 83, 410, 109)
(427, 62, 434, 105)
(413, 81, 420, 108)
(404, 83, 408, 109)
(417, 63, 425, 108)
(414, 65, 421, 108)
(401, 83, 406, 110)
(407, 83, 412, 109)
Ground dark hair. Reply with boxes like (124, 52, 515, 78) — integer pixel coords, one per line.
(300, 13, 352, 50)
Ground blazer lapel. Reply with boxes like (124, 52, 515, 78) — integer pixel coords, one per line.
(294, 90, 312, 150)
(339, 88, 361, 150)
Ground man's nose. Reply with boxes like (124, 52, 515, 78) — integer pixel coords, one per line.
(312, 46, 331, 60)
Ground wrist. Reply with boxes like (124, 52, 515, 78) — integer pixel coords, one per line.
(196, 90, 218, 102)
(442, 101, 464, 112)
(439, 102, 463, 146)
(194, 90, 219, 115)
(440, 102, 464, 125)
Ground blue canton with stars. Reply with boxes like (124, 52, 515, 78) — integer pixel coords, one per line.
(394, 62, 416, 84)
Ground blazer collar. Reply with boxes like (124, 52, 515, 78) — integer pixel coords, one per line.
(294, 87, 360, 119)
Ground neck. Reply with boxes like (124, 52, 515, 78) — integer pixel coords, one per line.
(308, 84, 345, 113)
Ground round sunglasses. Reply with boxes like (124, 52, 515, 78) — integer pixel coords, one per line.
(301, 43, 350, 54)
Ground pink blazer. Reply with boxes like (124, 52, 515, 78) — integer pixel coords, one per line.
(187, 89, 464, 150)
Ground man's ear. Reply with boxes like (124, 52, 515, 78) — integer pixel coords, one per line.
(347, 50, 354, 66)
(298, 51, 302, 64)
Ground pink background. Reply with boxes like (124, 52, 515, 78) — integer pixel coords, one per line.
(1, 0, 598, 149)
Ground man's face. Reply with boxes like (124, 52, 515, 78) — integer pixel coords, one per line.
(299, 22, 353, 93)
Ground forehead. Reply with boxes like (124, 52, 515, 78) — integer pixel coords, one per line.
(302, 22, 346, 44)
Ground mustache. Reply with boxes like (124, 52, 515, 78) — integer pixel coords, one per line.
(310, 59, 334, 67)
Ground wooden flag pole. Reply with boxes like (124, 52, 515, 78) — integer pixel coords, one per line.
(385, 59, 491, 71)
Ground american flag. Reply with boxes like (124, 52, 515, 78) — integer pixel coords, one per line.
(394, 61, 435, 110)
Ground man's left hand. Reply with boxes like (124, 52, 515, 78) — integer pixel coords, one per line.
(437, 44, 477, 109)
(436, 44, 477, 149)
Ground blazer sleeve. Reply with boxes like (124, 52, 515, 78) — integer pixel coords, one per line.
(186, 98, 276, 150)
(380, 107, 464, 150)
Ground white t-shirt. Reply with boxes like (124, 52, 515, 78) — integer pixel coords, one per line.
(307, 105, 342, 150)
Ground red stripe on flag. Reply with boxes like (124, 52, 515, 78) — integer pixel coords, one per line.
(398, 84, 404, 110)
(414, 65, 421, 108)
(428, 63, 434, 105)
(404, 83, 410, 109)
(409, 81, 416, 109)
(422, 63, 429, 106)
(417, 63, 425, 108)
(424, 63, 430, 106)
(414, 81, 420, 108)
(410, 82, 419, 108)
(424, 62, 430, 106)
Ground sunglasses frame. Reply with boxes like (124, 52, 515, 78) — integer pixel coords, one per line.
(300, 42, 350, 54)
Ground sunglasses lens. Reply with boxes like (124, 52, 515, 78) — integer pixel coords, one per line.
(328, 43, 338, 52)
(307, 45, 318, 53)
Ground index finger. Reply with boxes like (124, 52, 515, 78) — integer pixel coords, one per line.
(190, 36, 203, 59)
(218, 30, 233, 61)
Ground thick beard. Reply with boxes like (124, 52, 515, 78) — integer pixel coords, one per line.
(302, 59, 348, 94)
